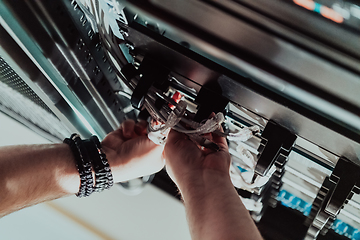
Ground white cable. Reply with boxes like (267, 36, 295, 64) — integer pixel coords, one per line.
(235, 143, 257, 170)
(240, 196, 263, 212)
(227, 125, 260, 142)
(227, 124, 275, 191)
(175, 112, 225, 135)
(230, 163, 276, 190)
(147, 101, 187, 145)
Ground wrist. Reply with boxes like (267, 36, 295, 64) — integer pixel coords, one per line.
(178, 170, 234, 202)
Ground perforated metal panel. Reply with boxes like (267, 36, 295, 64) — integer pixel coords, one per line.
(0, 56, 70, 141)
(0, 56, 53, 114)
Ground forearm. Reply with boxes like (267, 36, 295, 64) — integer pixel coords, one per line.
(0, 129, 164, 217)
(179, 171, 263, 240)
(0, 144, 79, 217)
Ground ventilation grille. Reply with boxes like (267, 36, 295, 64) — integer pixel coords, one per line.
(0, 56, 53, 114)
(0, 56, 71, 140)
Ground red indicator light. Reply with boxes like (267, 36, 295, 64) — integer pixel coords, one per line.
(168, 91, 183, 109)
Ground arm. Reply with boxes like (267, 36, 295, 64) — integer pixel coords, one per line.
(0, 120, 164, 217)
(164, 130, 263, 240)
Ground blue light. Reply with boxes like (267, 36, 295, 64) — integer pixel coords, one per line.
(277, 189, 312, 216)
(332, 219, 360, 240)
(314, 2, 322, 14)
(237, 166, 248, 173)
(277, 190, 360, 239)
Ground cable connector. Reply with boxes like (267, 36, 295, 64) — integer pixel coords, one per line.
(147, 100, 187, 145)
(227, 125, 260, 142)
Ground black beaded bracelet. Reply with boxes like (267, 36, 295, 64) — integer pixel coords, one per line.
(90, 136, 114, 189)
(64, 134, 88, 198)
(64, 134, 113, 197)
(72, 135, 94, 197)
(83, 136, 113, 192)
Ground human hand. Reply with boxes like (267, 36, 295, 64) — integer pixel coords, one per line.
(163, 127, 231, 194)
(101, 119, 165, 182)
(163, 122, 264, 240)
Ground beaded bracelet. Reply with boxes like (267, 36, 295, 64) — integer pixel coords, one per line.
(63, 134, 89, 197)
(91, 136, 114, 189)
(72, 134, 94, 197)
(64, 134, 113, 197)
(83, 136, 113, 192)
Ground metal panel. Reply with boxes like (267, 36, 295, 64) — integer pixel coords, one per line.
(122, 0, 360, 137)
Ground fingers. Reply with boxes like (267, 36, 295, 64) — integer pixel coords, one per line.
(101, 131, 124, 150)
(121, 119, 149, 138)
(212, 127, 228, 152)
(134, 120, 148, 136)
(103, 119, 149, 151)
(205, 112, 228, 151)
(121, 119, 136, 138)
